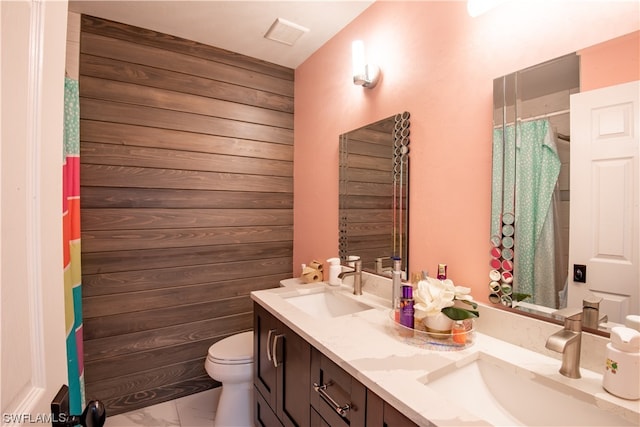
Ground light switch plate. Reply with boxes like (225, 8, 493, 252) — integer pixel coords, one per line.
(573, 264, 587, 283)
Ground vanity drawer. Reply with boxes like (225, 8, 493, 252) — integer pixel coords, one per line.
(310, 407, 331, 427)
(310, 348, 366, 427)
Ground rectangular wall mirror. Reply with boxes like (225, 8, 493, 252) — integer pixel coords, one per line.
(490, 54, 579, 310)
(339, 112, 410, 276)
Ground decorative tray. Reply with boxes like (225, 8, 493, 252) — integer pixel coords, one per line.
(386, 310, 475, 351)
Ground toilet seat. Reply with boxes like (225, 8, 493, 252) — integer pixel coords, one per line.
(207, 331, 253, 365)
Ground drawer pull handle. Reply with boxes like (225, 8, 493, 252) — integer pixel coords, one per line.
(272, 334, 284, 368)
(266, 329, 276, 361)
(313, 382, 351, 418)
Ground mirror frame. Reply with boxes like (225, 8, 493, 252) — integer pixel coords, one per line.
(339, 111, 411, 276)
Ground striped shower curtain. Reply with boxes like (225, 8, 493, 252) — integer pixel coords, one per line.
(63, 77, 85, 413)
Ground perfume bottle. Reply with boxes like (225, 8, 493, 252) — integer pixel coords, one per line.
(437, 263, 447, 280)
(399, 285, 414, 329)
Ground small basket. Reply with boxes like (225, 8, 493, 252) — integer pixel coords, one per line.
(386, 310, 475, 351)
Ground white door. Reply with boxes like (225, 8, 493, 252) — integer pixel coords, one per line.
(1, 1, 69, 425)
(568, 80, 639, 324)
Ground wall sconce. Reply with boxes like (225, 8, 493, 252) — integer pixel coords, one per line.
(352, 40, 380, 89)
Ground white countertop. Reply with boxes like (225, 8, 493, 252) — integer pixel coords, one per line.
(251, 280, 640, 426)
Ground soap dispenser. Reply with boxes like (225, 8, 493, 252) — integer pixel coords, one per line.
(326, 257, 341, 286)
(603, 326, 640, 400)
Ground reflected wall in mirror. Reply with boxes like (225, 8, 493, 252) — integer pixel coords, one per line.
(490, 54, 579, 310)
(339, 112, 410, 276)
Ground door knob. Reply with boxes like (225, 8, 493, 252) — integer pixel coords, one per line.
(74, 400, 106, 427)
(51, 385, 106, 427)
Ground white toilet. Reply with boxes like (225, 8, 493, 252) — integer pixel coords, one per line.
(205, 331, 254, 427)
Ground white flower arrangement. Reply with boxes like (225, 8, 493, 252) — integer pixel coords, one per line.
(413, 277, 479, 321)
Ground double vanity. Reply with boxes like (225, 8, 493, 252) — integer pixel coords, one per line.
(251, 273, 640, 426)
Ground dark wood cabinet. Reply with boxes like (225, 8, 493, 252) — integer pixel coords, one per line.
(254, 302, 311, 427)
(310, 348, 367, 427)
(254, 301, 419, 427)
(310, 407, 331, 427)
(254, 386, 283, 427)
(366, 389, 418, 426)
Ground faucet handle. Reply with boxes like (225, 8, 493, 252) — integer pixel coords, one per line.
(565, 311, 583, 331)
(375, 257, 388, 273)
(583, 297, 602, 310)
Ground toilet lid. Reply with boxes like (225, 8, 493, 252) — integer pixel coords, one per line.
(208, 331, 253, 364)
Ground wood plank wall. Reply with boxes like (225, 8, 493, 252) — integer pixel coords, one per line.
(78, 15, 294, 415)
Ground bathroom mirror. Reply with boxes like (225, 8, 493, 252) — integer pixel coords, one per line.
(489, 53, 580, 309)
(339, 112, 410, 277)
(490, 54, 579, 312)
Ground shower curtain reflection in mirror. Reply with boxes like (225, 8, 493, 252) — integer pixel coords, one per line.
(490, 53, 577, 310)
(492, 118, 568, 309)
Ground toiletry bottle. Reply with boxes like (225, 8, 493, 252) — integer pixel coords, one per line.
(437, 263, 447, 280)
(626, 314, 640, 332)
(326, 257, 341, 286)
(391, 257, 402, 320)
(399, 285, 414, 329)
(603, 326, 640, 400)
(452, 320, 467, 344)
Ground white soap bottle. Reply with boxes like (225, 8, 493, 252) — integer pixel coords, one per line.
(326, 257, 341, 286)
(603, 326, 640, 400)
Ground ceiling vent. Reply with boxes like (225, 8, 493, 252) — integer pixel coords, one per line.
(264, 18, 309, 46)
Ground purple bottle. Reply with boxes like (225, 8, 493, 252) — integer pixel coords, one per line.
(399, 285, 414, 329)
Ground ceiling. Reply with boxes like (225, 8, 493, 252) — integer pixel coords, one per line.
(68, 1, 375, 69)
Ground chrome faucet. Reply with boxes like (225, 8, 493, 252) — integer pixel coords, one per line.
(545, 311, 583, 379)
(582, 298, 608, 329)
(375, 257, 391, 275)
(338, 259, 362, 295)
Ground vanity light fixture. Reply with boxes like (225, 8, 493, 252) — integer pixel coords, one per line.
(352, 40, 380, 89)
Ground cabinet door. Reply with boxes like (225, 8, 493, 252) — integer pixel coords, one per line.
(366, 390, 418, 427)
(254, 303, 280, 409)
(254, 302, 311, 427)
(255, 386, 283, 427)
(310, 348, 366, 426)
(277, 322, 311, 427)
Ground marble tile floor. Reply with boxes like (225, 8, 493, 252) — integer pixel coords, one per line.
(106, 388, 220, 427)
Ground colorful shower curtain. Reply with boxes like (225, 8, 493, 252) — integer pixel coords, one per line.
(63, 77, 85, 413)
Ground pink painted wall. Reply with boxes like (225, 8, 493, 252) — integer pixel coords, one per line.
(293, 1, 639, 303)
(579, 30, 640, 92)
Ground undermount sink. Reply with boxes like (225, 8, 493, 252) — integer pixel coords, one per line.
(284, 290, 373, 318)
(424, 352, 634, 426)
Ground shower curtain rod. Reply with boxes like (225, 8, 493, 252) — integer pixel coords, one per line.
(494, 108, 571, 128)
(521, 108, 570, 122)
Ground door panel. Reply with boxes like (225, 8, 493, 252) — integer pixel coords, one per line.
(1, 0, 69, 422)
(569, 80, 639, 322)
